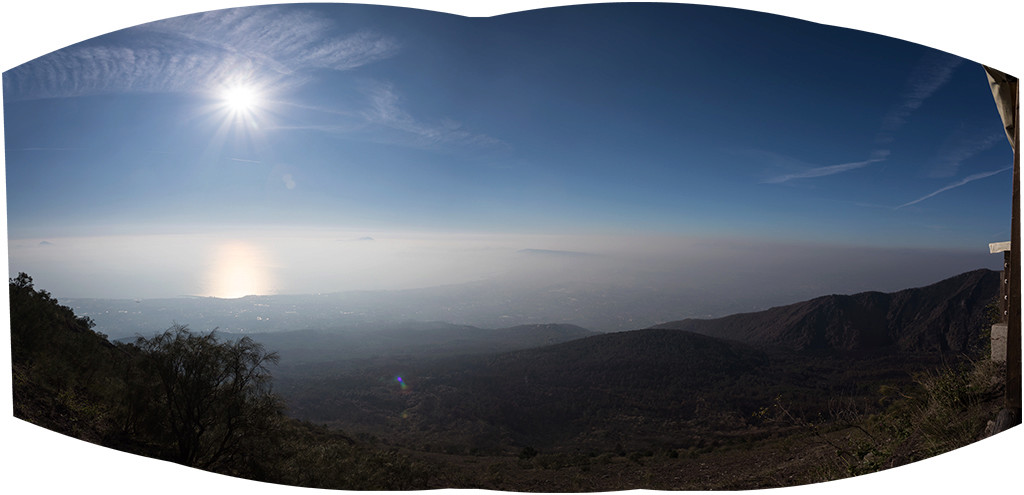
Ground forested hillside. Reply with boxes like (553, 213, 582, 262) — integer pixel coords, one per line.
(9, 273, 430, 489)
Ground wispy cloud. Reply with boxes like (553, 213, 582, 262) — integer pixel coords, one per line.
(3, 6, 397, 100)
(360, 83, 507, 150)
(762, 53, 962, 186)
(927, 132, 1004, 178)
(763, 156, 886, 184)
(3, 6, 505, 155)
(4, 43, 256, 99)
(149, 8, 397, 73)
(264, 81, 506, 151)
(875, 52, 963, 146)
(896, 167, 1010, 209)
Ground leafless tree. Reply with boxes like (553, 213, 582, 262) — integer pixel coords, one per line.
(134, 324, 281, 469)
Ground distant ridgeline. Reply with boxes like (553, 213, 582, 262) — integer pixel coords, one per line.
(651, 269, 1000, 353)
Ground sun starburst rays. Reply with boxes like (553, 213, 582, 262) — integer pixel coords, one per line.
(216, 81, 268, 129)
(191, 78, 280, 160)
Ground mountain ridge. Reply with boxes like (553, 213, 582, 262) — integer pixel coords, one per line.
(651, 268, 1000, 352)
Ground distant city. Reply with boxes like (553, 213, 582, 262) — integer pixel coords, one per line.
(68, 277, 812, 340)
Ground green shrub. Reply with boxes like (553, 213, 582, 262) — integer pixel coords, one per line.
(914, 360, 1001, 452)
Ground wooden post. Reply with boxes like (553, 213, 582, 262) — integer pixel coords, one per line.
(1008, 82, 1021, 417)
(985, 65, 1020, 422)
(991, 241, 1012, 324)
(1002, 251, 1010, 323)
(1004, 251, 1010, 323)
(990, 243, 1011, 364)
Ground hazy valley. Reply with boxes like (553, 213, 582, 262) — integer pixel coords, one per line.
(66, 278, 717, 339)
(11, 268, 1014, 490)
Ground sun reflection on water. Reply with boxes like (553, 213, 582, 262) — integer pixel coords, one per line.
(205, 242, 273, 299)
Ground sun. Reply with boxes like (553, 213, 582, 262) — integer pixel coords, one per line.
(200, 79, 277, 136)
(208, 82, 272, 134)
(222, 85, 261, 113)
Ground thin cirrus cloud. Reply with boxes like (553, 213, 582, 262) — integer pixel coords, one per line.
(147, 8, 398, 74)
(875, 52, 964, 146)
(3, 6, 500, 153)
(360, 82, 507, 150)
(230, 157, 262, 164)
(3, 43, 257, 99)
(267, 81, 507, 150)
(896, 167, 1011, 209)
(2, 7, 398, 101)
(927, 132, 1005, 178)
(762, 155, 886, 184)
(763, 53, 963, 185)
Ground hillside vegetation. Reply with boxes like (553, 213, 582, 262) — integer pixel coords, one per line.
(8, 270, 1015, 490)
(9, 273, 431, 489)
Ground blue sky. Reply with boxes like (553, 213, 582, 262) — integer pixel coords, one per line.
(2, 1, 1019, 298)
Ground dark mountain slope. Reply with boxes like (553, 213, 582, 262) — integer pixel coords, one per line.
(9, 273, 134, 447)
(651, 269, 999, 352)
(481, 327, 769, 395)
(281, 323, 959, 454)
(459, 328, 774, 433)
(489, 323, 600, 348)
(280, 328, 792, 449)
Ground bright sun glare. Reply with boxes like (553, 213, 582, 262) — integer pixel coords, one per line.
(223, 85, 260, 112)
(213, 82, 270, 132)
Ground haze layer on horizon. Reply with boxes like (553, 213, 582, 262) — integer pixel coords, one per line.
(3, 2, 1015, 301)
